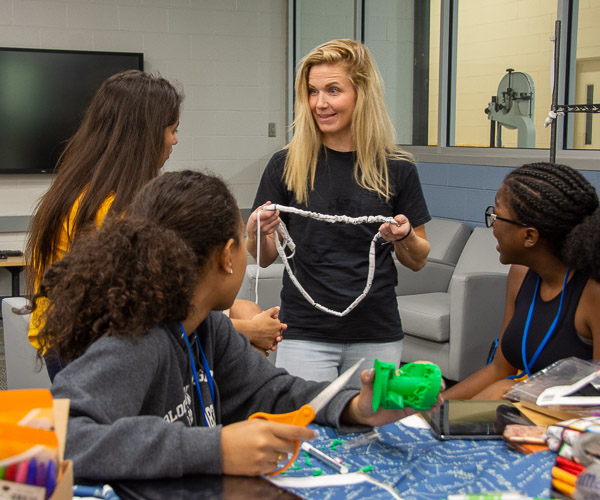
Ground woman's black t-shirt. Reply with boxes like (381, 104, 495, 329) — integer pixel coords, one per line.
(251, 147, 430, 343)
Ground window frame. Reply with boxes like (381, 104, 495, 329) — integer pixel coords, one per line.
(288, 0, 600, 170)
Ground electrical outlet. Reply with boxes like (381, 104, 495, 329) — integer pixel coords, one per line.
(268, 122, 276, 137)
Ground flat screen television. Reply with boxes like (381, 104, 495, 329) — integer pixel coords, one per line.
(0, 47, 143, 174)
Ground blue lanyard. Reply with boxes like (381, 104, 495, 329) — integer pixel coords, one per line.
(509, 269, 570, 379)
(179, 322, 215, 427)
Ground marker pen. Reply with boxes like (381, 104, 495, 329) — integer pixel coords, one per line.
(4, 463, 17, 481)
(35, 461, 46, 488)
(14, 460, 29, 484)
(46, 460, 57, 498)
(300, 442, 349, 474)
(26, 458, 37, 485)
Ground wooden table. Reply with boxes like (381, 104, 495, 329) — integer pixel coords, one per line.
(0, 256, 26, 297)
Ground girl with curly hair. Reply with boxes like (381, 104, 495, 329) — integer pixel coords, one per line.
(246, 39, 431, 385)
(444, 162, 600, 400)
(42, 170, 432, 481)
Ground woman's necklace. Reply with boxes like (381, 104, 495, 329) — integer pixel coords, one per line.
(255, 204, 398, 317)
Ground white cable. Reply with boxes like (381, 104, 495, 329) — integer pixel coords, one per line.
(254, 204, 398, 317)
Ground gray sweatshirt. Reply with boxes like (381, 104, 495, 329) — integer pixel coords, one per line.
(51, 312, 363, 481)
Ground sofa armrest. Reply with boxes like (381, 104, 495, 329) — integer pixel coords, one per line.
(395, 259, 455, 296)
(446, 272, 508, 381)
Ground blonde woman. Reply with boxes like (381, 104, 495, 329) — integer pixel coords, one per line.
(246, 39, 431, 384)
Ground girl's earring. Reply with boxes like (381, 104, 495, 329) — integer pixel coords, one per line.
(228, 268, 233, 275)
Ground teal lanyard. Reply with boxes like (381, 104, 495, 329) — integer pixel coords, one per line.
(179, 322, 215, 427)
(510, 269, 570, 378)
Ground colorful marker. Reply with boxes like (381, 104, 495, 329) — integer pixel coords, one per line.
(35, 461, 47, 488)
(46, 460, 57, 498)
(26, 458, 37, 485)
(4, 463, 17, 481)
(14, 459, 29, 484)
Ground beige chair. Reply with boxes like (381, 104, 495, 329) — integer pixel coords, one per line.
(2, 297, 51, 389)
(398, 227, 510, 382)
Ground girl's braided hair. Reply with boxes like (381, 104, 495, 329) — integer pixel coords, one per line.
(503, 162, 600, 280)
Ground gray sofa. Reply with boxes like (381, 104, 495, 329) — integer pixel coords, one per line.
(398, 227, 510, 381)
(238, 218, 510, 381)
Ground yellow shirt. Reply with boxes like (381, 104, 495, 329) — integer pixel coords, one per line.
(28, 193, 115, 350)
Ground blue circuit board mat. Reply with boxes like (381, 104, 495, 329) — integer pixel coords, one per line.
(272, 421, 554, 499)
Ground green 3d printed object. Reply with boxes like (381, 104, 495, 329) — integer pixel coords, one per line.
(372, 359, 442, 412)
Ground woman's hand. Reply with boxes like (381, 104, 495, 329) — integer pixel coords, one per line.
(341, 366, 444, 427)
(246, 202, 281, 238)
(221, 419, 316, 476)
(245, 202, 282, 265)
(380, 216, 429, 271)
(249, 306, 287, 353)
(378, 214, 411, 243)
(230, 301, 286, 355)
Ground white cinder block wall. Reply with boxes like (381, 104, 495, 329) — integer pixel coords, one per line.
(0, 0, 288, 296)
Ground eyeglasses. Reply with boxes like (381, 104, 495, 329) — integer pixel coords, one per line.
(485, 206, 527, 228)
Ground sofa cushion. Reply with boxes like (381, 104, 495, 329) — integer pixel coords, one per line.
(396, 292, 450, 342)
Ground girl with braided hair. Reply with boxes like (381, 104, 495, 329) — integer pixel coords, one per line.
(444, 162, 600, 400)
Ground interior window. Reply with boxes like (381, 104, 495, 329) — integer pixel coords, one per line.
(567, 1, 600, 150)
(289, 0, 600, 161)
(453, 0, 556, 149)
(365, 0, 437, 146)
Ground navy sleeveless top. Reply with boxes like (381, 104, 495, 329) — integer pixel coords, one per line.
(501, 269, 592, 373)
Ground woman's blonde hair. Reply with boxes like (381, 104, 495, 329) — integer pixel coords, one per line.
(284, 38, 413, 204)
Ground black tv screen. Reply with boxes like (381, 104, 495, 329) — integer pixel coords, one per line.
(0, 47, 143, 174)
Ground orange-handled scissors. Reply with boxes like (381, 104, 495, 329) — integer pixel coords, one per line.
(249, 357, 364, 476)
